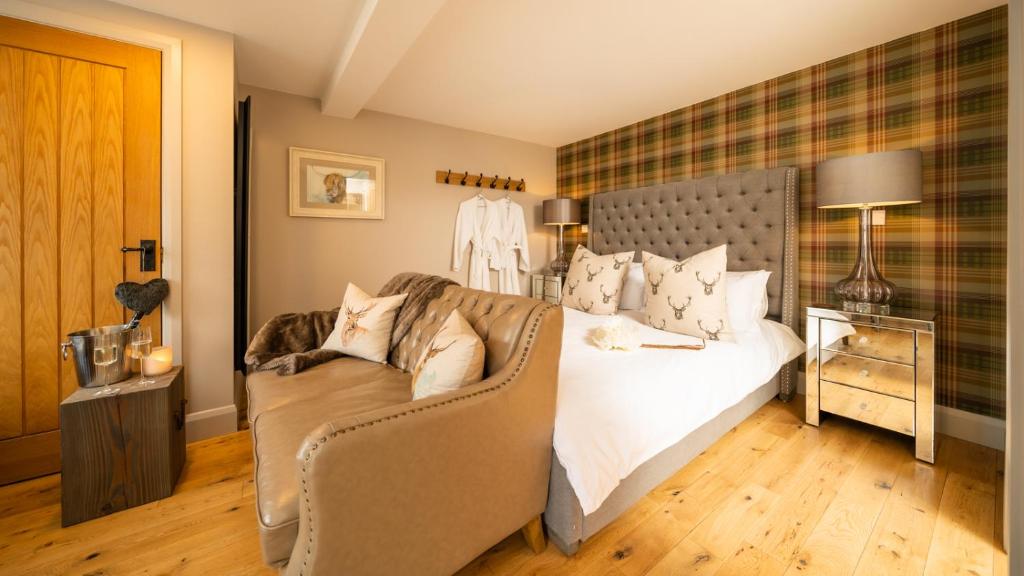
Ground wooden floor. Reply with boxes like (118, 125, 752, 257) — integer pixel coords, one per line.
(0, 399, 1006, 575)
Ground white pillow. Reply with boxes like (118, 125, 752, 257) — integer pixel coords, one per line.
(562, 245, 633, 315)
(321, 283, 408, 363)
(726, 270, 771, 333)
(412, 309, 485, 400)
(643, 244, 735, 342)
(617, 262, 645, 310)
(757, 318, 805, 365)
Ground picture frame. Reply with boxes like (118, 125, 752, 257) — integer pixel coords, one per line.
(288, 147, 385, 219)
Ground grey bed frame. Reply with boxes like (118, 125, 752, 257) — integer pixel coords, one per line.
(545, 166, 800, 554)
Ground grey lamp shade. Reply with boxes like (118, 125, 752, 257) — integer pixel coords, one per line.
(543, 198, 581, 225)
(816, 149, 923, 209)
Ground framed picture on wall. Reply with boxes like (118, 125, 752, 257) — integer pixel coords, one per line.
(288, 147, 385, 219)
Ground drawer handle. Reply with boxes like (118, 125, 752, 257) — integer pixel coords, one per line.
(859, 369, 870, 378)
(859, 402, 869, 410)
(858, 336, 869, 345)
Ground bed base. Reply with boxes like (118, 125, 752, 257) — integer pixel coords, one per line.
(544, 375, 781, 555)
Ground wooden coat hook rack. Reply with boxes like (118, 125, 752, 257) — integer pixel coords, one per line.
(436, 170, 526, 193)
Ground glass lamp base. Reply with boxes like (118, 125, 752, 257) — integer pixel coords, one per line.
(842, 300, 891, 315)
(549, 257, 569, 277)
(835, 208, 897, 317)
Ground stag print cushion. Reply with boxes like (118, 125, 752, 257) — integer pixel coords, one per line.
(642, 245, 735, 342)
(561, 245, 634, 315)
(321, 283, 409, 363)
(411, 309, 485, 400)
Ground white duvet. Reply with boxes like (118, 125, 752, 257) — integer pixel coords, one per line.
(553, 307, 804, 515)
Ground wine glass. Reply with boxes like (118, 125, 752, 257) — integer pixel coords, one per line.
(93, 332, 118, 368)
(92, 332, 120, 395)
(131, 326, 154, 386)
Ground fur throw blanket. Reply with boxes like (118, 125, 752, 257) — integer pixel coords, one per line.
(243, 309, 341, 375)
(378, 272, 458, 352)
(244, 273, 458, 375)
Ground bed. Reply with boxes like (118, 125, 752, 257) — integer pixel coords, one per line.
(544, 166, 801, 554)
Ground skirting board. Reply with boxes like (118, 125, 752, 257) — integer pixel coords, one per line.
(797, 372, 1005, 451)
(185, 404, 238, 443)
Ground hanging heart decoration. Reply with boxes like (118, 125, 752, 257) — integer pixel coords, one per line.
(115, 278, 169, 328)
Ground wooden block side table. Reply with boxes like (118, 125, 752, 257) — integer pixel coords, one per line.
(60, 366, 186, 526)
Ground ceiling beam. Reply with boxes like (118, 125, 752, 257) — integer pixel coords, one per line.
(320, 0, 446, 118)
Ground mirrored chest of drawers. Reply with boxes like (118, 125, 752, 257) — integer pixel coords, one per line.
(531, 273, 563, 304)
(805, 305, 936, 463)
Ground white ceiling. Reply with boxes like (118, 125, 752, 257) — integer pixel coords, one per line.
(105, 0, 367, 96)
(111, 0, 1004, 147)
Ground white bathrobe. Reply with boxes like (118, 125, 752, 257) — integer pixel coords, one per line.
(489, 198, 530, 295)
(452, 196, 499, 291)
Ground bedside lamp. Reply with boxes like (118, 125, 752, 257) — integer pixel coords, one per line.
(543, 198, 581, 276)
(817, 149, 922, 314)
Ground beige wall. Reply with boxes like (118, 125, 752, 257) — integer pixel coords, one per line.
(1007, 0, 1022, 565)
(238, 85, 556, 332)
(14, 0, 237, 437)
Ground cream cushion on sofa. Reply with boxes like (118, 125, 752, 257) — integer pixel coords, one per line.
(321, 283, 408, 363)
(643, 244, 735, 342)
(411, 310, 485, 400)
(561, 245, 634, 315)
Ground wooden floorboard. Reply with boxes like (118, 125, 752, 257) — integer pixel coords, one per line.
(0, 399, 1004, 576)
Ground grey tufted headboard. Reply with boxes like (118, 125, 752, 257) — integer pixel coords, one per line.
(586, 166, 799, 399)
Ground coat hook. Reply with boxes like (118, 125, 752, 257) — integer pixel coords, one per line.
(489, 174, 499, 189)
(444, 169, 451, 184)
(516, 178, 525, 192)
(475, 172, 484, 187)
(460, 171, 469, 185)
(503, 177, 512, 190)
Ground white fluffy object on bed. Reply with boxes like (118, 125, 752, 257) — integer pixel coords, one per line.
(590, 316, 642, 351)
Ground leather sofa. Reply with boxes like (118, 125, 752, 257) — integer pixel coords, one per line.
(246, 285, 564, 575)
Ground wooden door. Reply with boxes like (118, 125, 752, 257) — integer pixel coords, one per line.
(0, 17, 162, 484)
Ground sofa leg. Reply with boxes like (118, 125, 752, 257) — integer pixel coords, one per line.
(521, 515, 546, 554)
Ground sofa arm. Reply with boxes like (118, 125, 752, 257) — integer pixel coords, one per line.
(283, 303, 563, 576)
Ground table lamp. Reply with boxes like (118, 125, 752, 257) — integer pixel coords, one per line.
(543, 198, 581, 276)
(816, 149, 922, 314)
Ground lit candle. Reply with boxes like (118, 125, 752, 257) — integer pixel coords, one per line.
(142, 346, 173, 376)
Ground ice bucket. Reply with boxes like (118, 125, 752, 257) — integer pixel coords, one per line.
(60, 324, 133, 388)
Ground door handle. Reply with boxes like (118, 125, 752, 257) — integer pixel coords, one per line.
(122, 240, 157, 272)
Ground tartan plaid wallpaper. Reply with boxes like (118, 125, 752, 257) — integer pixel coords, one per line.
(556, 7, 1008, 418)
